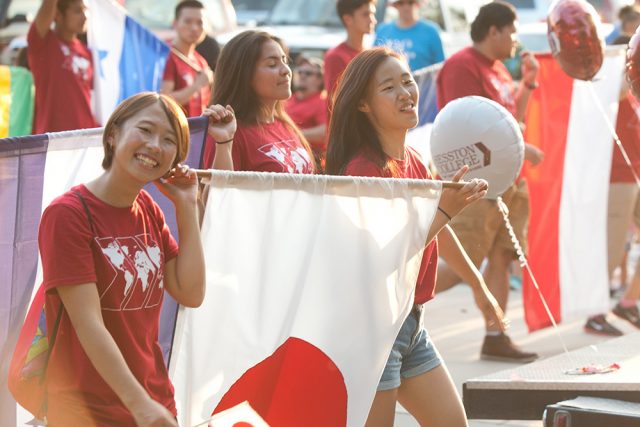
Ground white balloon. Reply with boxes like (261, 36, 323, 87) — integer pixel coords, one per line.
(430, 96, 525, 199)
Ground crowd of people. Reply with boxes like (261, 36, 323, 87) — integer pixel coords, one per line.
(14, 0, 640, 425)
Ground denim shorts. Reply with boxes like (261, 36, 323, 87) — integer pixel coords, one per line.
(377, 304, 442, 391)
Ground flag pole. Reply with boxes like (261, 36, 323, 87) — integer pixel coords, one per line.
(191, 169, 467, 189)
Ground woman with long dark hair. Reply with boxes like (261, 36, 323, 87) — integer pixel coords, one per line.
(203, 30, 315, 174)
(326, 48, 506, 427)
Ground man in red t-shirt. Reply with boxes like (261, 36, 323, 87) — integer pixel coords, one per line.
(286, 56, 328, 163)
(324, 0, 377, 96)
(28, 0, 98, 134)
(160, 0, 213, 118)
(436, 1, 543, 363)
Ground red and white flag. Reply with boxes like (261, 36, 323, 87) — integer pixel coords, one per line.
(169, 171, 442, 427)
(523, 48, 625, 331)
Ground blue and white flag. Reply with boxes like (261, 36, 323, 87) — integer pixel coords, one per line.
(407, 62, 442, 165)
(88, 0, 170, 124)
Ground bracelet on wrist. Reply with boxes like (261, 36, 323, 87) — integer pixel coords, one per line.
(524, 80, 539, 90)
(215, 138, 233, 145)
(437, 206, 452, 221)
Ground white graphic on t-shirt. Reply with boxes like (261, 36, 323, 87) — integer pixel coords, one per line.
(258, 140, 312, 173)
(382, 39, 416, 62)
(489, 75, 514, 110)
(183, 73, 194, 86)
(60, 42, 92, 83)
(97, 234, 164, 311)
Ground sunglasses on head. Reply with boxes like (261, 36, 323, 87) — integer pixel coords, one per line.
(296, 70, 320, 77)
(394, 0, 417, 5)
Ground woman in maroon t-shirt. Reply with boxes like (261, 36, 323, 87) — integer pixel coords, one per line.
(37, 93, 213, 426)
(325, 48, 506, 427)
(203, 30, 315, 174)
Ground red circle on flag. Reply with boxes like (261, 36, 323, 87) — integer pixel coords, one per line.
(213, 337, 348, 426)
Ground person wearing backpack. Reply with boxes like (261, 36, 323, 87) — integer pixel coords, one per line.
(15, 93, 232, 426)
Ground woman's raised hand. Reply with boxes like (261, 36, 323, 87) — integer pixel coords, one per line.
(156, 163, 198, 208)
(202, 104, 236, 143)
(439, 165, 488, 219)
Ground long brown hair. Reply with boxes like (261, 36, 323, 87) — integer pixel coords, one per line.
(325, 47, 404, 176)
(212, 30, 315, 169)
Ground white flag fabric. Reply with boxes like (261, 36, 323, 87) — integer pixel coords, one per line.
(208, 401, 269, 427)
(170, 171, 442, 427)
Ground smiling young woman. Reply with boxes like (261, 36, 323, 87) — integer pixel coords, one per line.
(37, 92, 205, 426)
(326, 47, 506, 427)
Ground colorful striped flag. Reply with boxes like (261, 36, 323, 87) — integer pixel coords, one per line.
(0, 117, 208, 426)
(523, 48, 625, 331)
(0, 66, 34, 137)
(87, 0, 170, 124)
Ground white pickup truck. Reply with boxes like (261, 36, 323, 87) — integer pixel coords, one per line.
(218, 0, 485, 59)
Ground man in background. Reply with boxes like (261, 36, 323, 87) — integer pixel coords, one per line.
(161, 0, 213, 117)
(374, 0, 444, 72)
(437, 1, 543, 363)
(324, 0, 376, 96)
(29, 0, 98, 134)
(286, 56, 328, 167)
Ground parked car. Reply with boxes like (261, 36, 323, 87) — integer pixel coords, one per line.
(232, 0, 277, 26)
(218, 0, 482, 60)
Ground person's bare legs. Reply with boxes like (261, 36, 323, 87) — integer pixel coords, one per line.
(397, 365, 468, 427)
(483, 245, 513, 330)
(365, 389, 398, 427)
(480, 245, 538, 361)
(612, 260, 640, 328)
(624, 272, 640, 301)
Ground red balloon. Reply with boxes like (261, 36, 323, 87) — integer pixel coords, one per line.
(547, 0, 604, 81)
(627, 28, 640, 99)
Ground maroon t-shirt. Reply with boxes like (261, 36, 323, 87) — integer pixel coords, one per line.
(611, 96, 640, 183)
(39, 185, 179, 426)
(204, 119, 315, 174)
(324, 42, 360, 96)
(162, 50, 211, 117)
(436, 46, 516, 116)
(285, 92, 328, 151)
(27, 24, 98, 134)
(343, 146, 439, 304)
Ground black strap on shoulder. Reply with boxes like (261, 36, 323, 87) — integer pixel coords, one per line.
(73, 190, 98, 237)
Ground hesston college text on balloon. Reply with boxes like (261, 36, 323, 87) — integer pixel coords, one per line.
(433, 142, 491, 175)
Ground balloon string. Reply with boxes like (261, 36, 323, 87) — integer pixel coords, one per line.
(192, 417, 214, 427)
(193, 417, 213, 427)
(496, 196, 570, 355)
(587, 80, 640, 188)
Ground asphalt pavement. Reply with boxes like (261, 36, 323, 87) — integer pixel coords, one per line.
(392, 282, 638, 427)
